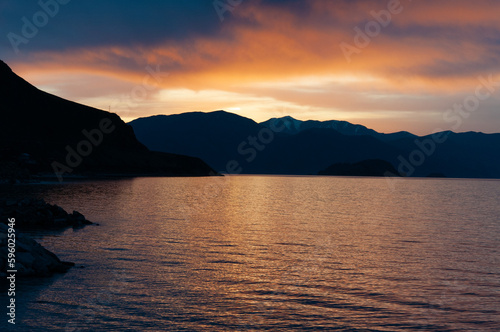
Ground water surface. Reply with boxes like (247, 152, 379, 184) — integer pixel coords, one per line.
(1, 176, 499, 331)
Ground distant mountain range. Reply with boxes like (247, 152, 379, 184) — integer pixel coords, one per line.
(2, 58, 498, 180)
(260, 116, 416, 142)
(130, 111, 500, 178)
(0, 60, 216, 181)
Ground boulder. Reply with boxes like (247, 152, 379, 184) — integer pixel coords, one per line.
(0, 223, 74, 278)
(0, 198, 94, 229)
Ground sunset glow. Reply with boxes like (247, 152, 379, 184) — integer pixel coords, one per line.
(1, 0, 500, 134)
(2, 2, 500, 330)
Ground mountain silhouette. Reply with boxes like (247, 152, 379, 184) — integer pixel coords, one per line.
(129, 111, 263, 172)
(130, 112, 405, 174)
(129, 111, 500, 178)
(389, 131, 500, 178)
(0, 60, 216, 180)
(261, 116, 415, 142)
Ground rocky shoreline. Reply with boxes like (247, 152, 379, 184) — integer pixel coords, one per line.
(0, 223, 75, 278)
(0, 198, 95, 229)
(0, 198, 94, 278)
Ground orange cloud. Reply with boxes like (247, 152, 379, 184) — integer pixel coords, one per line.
(6, 0, 500, 135)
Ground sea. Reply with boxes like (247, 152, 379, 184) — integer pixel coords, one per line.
(1, 175, 499, 331)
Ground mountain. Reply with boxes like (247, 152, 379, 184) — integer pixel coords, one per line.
(237, 128, 404, 175)
(129, 111, 500, 178)
(318, 159, 399, 177)
(260, 116, 416, 142)
(0, 60, 216, 180)
(129, 111, 264, 172)
(129, 112, 405, 175)
(389, 131, 500, 178)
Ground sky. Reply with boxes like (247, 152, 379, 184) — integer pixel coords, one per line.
(1, 0, 500, 135)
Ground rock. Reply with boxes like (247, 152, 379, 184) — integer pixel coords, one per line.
(72, 211, 85, 221)
(45, 209, 54, 219)
(0, 223, 74, 278)
(0, 199, 92, 278)
(0, 198, 94, 230)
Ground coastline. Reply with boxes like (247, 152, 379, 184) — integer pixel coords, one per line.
(0, 198, 94, 278)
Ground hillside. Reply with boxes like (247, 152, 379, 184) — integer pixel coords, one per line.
(130, 112, 404, 175)
(129, 111, 500, 178)
(260, 116, 415, 142)
(0, 60, 216, 181)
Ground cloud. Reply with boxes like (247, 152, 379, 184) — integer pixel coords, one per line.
(1, 0, 499, 135)
(0, 0, 222, 57)
(4, 0, 500, 85)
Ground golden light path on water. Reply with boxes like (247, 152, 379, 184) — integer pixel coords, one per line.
(2, 176, 499, 331)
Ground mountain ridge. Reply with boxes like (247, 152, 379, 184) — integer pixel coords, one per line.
(0, 60, 217, 181)
(260, 116, 416, 142)
(129, 110, 500, 178)
(3, 58, 498, 179)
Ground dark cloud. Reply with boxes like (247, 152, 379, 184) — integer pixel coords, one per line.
(2, 0, 500, 135)
(408, 57, 500, 79)
(258, 0, 314, 13)
(0, 0, 223, 59)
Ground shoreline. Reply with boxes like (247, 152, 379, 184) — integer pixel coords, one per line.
(0, 171, 223, 185)
(0, 198, 95, 278)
